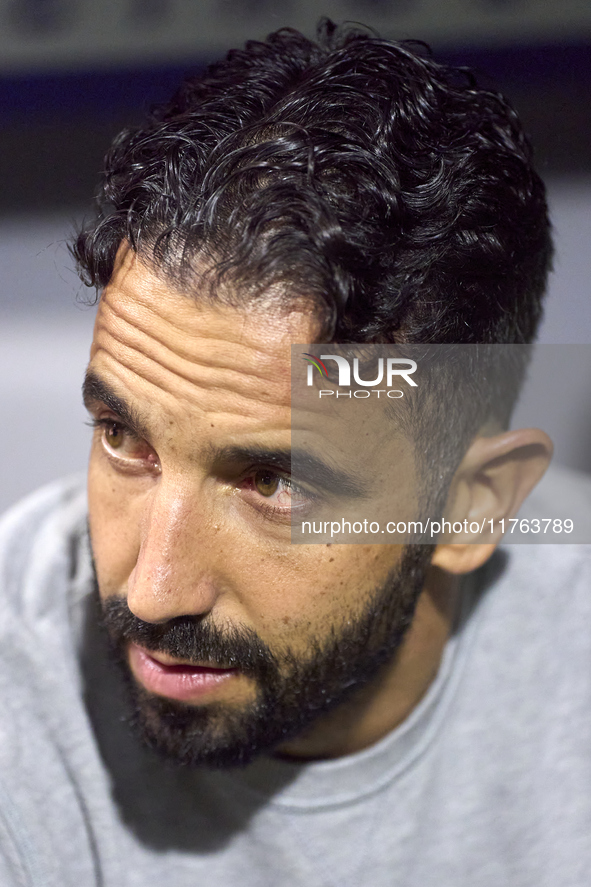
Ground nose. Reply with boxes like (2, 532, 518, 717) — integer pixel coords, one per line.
(126, 480, 221, 624)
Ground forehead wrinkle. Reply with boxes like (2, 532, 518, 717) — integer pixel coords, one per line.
(93, 348, 292, 432)
(87, 364, 293, 459)
(81, 369, 188, 449)
(95, 298, 292, 411)
(82, 369, 152, 436)
(92, 328, 292, 422)
(100, 288, 292, 390)
(91, 335, 293, 434)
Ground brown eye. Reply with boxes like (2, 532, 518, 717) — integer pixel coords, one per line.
(105, 422, 125, 450)
(254, 470, 280, 497)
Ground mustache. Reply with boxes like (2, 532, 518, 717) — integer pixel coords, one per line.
(99, 596, 278, 680)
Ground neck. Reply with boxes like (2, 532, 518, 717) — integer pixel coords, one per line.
(276, 566, 459, 761)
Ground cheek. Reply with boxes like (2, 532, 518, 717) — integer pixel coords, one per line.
(87, 447, 144, 596)
(235, 544, 403, 650)
(87, 437, 403, 640)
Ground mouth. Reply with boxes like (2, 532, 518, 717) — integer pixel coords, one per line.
(128, 642, 241, 704)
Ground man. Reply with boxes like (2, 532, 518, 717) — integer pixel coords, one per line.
(1, 19, 590, 887)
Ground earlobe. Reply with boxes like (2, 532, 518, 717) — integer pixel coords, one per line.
(431, 428, 553, 575)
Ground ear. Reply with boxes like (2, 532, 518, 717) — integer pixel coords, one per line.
(431, 428, 553, 575)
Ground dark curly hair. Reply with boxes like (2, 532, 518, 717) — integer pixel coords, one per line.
(73, 21, 553, 503)
(72, 19, 552, 348)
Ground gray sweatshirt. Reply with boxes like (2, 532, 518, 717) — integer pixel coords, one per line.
(0, 475, 590, 887)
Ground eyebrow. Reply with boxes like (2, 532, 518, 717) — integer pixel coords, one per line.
(212, 445, 368, 499)
(82, 371, 152, 441)
(82, 372, 368, 499)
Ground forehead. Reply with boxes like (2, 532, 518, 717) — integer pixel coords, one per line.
(89, 247, 317, 432)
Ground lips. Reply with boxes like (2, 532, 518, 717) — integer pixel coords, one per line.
(128, 642, 240, 703)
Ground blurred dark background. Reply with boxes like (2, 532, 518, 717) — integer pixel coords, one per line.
(1, 1, 590, 213)
(1, 0, 590, 510)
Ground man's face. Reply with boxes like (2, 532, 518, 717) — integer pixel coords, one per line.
(85, 246, 427, 767)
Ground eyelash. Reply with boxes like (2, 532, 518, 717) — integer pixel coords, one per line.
(241, 472, 311, 522)
(89, 417, 146, 445)
(88, 417, 314, 519)
(88, 417, 133, 437)
(88, 417, 161, 473)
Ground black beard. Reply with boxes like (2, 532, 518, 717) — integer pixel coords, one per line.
(97, 544, 432, 769)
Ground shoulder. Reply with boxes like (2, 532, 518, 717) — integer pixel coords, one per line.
(0, 479, 104, 885)
(464, 466, 591, 697)
(0, 476, 91, 761)
(477, 464, 591, 638)
(0, 476, 89, 624)
(501, 465, 591, 610)
(0, 474, 88, 552)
